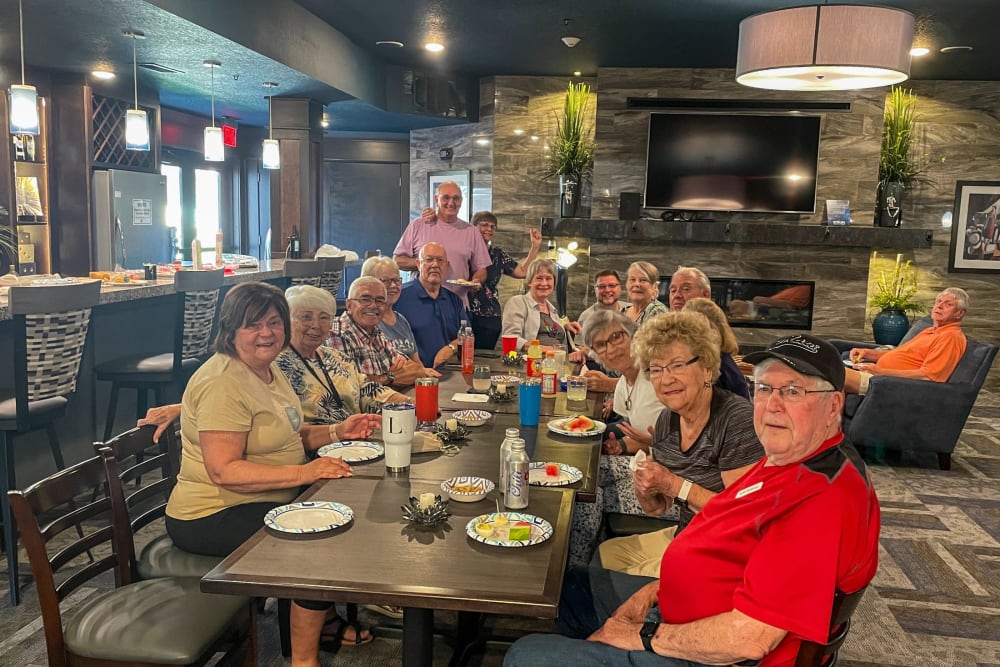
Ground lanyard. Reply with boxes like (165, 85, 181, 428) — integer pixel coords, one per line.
(291, 345, 344, 407)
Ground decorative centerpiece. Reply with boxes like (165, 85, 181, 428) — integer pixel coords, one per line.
(401, 494, 451, 526)
(876, 86, 931, 227)
(501, 350, 525, 367)
(541, 82, 596, 219)
(435, 419, 469, 443)
(868, 252, 925, 345)
(488, 378, 518, 402)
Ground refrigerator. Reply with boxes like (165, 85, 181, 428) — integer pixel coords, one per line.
(92, 169, 171, 271)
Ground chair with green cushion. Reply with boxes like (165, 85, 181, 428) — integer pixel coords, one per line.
(7, 450, 256, 667)
(95, 424, 222, 579)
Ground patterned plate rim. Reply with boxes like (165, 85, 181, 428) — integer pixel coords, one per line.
(441, 475, 496, 497)
(464, 512, 554, 547)
(264, 501, 354, 534)
(453, 409, 492, 424)
(490, 374, 521, 384)
(528, 462, 583, 486)
(547, 417, 607, 437)
(316, 441, 385, 462)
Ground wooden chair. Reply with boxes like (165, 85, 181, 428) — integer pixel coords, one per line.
(95, 424, 222, 579)
(7, 450, 256, 667)
(96, 269, 223, 440)
(794, 587, 868, 666)
(284, 259, 324, 287)
(0, 279, 101, 605)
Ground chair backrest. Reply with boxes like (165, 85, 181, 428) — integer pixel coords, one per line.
(173, 268, 224, 365)
(794, 587, 867, 667)
(946, 336, 998, 386)
(8, 280, 102, 424)
(318, 255, 346, 299)
(284, 258, 324, 286)
(94, 425, 179, 538)
(7, 451, 133, 666)
(899, 316, 932, 345)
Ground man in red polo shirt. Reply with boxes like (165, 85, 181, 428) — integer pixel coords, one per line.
(504, 334, 880, 667)
(845, 287, 968, 394)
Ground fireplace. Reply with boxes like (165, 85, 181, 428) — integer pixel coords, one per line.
(660, 277, 815, 330)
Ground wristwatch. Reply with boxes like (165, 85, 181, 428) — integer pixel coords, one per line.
(640, 620, 658, 652)
(674, 478, 693, 511)
(447, 343, 457, 354)
(385, 371, 395, 385)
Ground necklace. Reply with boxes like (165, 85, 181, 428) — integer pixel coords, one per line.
(624, 378, 637, 412)
(290, 344, 344, 407)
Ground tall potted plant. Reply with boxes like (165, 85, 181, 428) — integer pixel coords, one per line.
(868, 254, 926, 345)
(541, 82, 596, 218)
(876, 86, 927, 227)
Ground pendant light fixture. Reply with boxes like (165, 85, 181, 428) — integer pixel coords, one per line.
(9, 0, 39, 135)
(736, 5, 915, 91)
(203, 60, 224, 161)
(261, 81, 280, 170)
(123, 29, 149, 151)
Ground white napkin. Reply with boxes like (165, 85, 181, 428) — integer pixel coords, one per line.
(452, 393, 490, 403)
(629, 449, 647, 472)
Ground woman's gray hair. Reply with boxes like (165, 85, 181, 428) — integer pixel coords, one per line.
(361, 255, 400, 278)
(940, 287, 969, 312)
(215, 282, 290, 356)
(285, 284, 336, 317)
(348, 276, 387, 299)
(628, 261, 660, 284)
(582, 310, 637, 347)
(525, 258, 558, 284)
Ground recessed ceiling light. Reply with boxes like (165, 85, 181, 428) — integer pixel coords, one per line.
(425, 42, 445, 53)
(909, 46, 930, 57)
(573, 71, 582, 77)
(376, 40, 404, 48)
(91, 69, 116, 80)
(475, 138, 490, 146)
(940, 45, 973, 53)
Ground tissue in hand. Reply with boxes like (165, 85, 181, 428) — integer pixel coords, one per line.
(629, 449, 647, 473)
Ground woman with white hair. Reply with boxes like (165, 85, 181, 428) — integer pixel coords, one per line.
(361, 255, 420, 361)
(501, 258, 582, 351)
(623, 261, 668, 326)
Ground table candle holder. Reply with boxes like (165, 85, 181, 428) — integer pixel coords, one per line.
(434, 423, 469, 443)
(401, 495, 451, 526)
(501, 353, 526, 368)
(487, 384, 517, 402)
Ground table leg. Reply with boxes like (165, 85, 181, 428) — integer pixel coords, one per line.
(402, 607, 434, 667)
(449, 611, 485, 667)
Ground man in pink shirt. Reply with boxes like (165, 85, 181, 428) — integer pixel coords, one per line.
(393, 181, 491, 302)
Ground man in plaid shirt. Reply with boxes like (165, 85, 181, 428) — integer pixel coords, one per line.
(329, 277, 433, 387)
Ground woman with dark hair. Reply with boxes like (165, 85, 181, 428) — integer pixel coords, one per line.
(468, 211, 543, 348)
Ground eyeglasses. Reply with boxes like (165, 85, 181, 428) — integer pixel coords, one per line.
(669, 283, 698, 295)
(591, 330, 629, 354)
(351, 296, 388, 306)
(244, 317, 284, 332)
(379, 277, 403, 286)
(595, 282, 620, 291)
(420, 256, 447, 265)
(647, 356, 700, 378)
(438, 194, 462, 201)
(294, 313, 332, 326)
(753, 383, 836, 403)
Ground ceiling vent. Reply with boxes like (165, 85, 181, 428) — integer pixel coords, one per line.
(138, 62, 184, 74)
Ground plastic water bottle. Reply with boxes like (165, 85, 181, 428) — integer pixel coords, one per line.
(504, 438, 530, 510)
(499, 427, 520, 497)
(459, 319, 475, 374)
(541, 350, 558, 398)
(526, 339, 542, 378)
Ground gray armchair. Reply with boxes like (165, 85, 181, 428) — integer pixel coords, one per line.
(830, 320, 997, 470)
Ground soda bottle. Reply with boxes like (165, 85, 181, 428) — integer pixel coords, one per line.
(459, 319, 475, 374)
(504, 438, 530, 510)
(541, 350, 558, 398)
(526, 339, 542, 378)
(499, 427, 520, 497)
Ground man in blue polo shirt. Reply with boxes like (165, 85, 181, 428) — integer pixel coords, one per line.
(394, 242, 468, 368)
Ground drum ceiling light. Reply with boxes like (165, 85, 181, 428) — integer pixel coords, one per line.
(203, 60, 224, 162)
(262, 82, 280, 170)
(736, 4, 915, 91)
(123, 30, 149, 151)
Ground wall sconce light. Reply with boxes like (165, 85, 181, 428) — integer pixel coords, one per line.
(261, 81, 280, 170)
(123, 29, 149, 151)
(203, 60, 224, 162)
(9, 0, 39, 135)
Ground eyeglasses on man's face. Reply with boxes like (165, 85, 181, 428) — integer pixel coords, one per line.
(669, 282, 698, 295)
(420, 256, 447, 265)
(351, 295, 388, 306)
(438, 194, 462, 202)
(752, 383, 835, 404)
(595, 282, 620, 291)
(591, 330, 629, 354)
(647, 356, 700, 378)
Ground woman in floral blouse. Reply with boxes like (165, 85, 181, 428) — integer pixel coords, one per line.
(467, 211, 543, 349)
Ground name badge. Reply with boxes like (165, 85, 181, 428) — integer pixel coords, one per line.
(735, 481, 763, 499)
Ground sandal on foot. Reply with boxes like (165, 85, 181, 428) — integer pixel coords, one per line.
(320, 614, 374, 649)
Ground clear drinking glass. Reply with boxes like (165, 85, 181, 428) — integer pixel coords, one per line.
(566, 376, 588, 402)
(472, 365, 492, 392)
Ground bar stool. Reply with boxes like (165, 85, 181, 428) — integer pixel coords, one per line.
(0, 279, 102, 605)
(318, 255, 346, 301)
(96, 269, 223, 441)
(284, 258, 324, 287)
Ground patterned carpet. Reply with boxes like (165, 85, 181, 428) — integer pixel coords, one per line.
(1, 396, 999, 667)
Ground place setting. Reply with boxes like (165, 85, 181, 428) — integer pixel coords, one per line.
(263, 500, 355, 535)
(546, 414, 607, 437)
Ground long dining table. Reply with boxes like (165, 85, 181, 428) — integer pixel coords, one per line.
(201, 363, 606, 667)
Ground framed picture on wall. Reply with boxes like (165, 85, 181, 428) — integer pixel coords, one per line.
(428, 169, 471, 222)
(950, 180, 1000, 273)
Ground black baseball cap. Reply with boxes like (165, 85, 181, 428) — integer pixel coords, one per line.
(743, 334, 845, 391)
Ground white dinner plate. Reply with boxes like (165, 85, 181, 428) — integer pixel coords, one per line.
(465, 512, 553, 547)
(547, 416, 606, 437)
(528, 462, 583, 486)
(317, 440, 384, 463)
(264, 501, 354, 534)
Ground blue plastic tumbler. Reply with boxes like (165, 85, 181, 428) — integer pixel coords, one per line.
(519, 378, 542, 427)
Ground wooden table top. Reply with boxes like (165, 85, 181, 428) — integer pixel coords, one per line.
(201, 476, 574, 618)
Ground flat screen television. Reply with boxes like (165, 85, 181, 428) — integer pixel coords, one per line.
(644, 113, 821, 213)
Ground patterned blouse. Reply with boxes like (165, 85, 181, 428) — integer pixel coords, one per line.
(468, 245, 517, 318)
(631, 299, 669, 326)
(275, 346, 394, 425)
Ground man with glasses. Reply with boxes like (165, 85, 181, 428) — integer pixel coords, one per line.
(577, 270, 629, 331)
(395, 242, 469, 368)
(506, 333, 880, 667)
(667, 265, 712, 312)
(328, 277, 430, 387)
(393, 181, 491, 302)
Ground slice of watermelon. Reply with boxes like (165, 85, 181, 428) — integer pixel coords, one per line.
(566, 416, 596, 432)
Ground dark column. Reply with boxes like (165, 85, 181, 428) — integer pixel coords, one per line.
(269, 98, 323, 258)
(49, 78, 93, 276)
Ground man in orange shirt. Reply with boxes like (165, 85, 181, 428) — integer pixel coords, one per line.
(844, 287, 968, 393)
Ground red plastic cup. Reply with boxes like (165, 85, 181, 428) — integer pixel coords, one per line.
(501, 335, 519, 356)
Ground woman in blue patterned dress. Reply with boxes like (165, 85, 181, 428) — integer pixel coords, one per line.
(467, 211, 543, 349)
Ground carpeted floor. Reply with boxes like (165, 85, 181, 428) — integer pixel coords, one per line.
(1, 394, 999, 667)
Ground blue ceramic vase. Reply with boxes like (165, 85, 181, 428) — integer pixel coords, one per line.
(872, 308, 910, 346)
